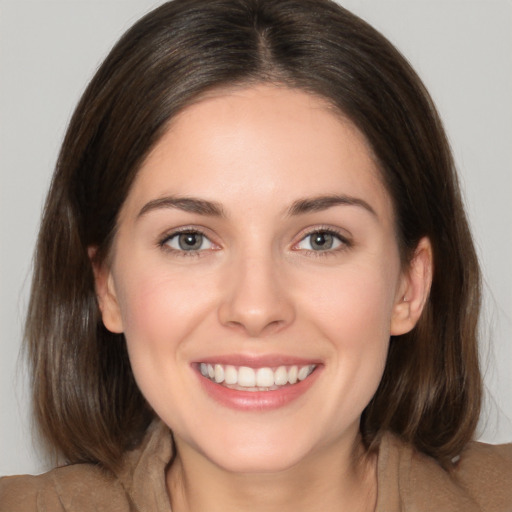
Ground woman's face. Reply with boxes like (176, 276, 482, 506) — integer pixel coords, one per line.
(96, 85, 426, 473)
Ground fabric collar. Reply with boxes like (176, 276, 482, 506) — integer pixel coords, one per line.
(115, 419, 481, 512)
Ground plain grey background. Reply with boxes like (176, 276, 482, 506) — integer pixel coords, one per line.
(1, 0, 511, 476)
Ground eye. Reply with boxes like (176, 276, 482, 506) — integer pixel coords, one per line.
(295, 230, 346, 252)
(163, 231, 214, 252)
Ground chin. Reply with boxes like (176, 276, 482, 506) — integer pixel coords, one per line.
(188, 424, 324, 474)
(207, 445, 308, 474)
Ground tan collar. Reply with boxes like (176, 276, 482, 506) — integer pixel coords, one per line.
(115, 420, 481, 512)
(116, 420, 174, 511)
(375, 433, 480, 512)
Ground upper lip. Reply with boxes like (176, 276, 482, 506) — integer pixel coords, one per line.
(194, 354, 322, 368)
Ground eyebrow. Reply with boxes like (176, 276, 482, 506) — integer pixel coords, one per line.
(137, 193, 376, 220)
(137, 196, 225, 218)
(287, 194, 377, 217)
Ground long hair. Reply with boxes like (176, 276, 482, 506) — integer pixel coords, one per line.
(26, 0, 481, 471)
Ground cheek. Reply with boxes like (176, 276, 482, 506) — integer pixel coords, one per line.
(297, 262, 399, 410)
(301, 261, 398, 343)
(117, 260, 208, 328)
(112, 263, 217, 373)
(111, 262, 223, 423)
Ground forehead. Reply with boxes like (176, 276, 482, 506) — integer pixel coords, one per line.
(121, 85, 393, 224)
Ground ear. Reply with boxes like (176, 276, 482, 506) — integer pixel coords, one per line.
(390, 237, 433, 336)
(88, 246, 124, 333)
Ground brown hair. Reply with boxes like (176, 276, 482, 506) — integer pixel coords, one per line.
(26, 0, 481, 471)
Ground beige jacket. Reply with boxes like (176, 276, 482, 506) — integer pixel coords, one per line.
(1, 420, 511, 511)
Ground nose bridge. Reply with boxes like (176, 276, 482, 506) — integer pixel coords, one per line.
(218, 245, 295, 337)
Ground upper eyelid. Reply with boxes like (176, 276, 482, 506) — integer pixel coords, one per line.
(158, 226, 217, 248)
(157, 224, 351, 249)
(291, 227, 353, 254)
(294, 225, 351, 243)
(160, 225, 212, 240)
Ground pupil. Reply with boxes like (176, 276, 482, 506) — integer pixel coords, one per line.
(179, 233, 202, 250)
(312, 232, 333, 250)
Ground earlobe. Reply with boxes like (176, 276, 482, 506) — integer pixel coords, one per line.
(88, 246, 124, 334)
(390, 237, 433, 336)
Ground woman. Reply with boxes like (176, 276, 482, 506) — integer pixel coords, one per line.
(1, 0, 511, 510)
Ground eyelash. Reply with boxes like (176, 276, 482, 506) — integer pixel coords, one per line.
(158, 227, 215, 257)
(157, 226, 352, 257)
(293, 227, 352, 257)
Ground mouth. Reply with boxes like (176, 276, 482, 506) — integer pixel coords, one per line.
(199, 362, 317, 391)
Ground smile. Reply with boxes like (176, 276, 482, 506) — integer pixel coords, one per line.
(199, 363, 317, 391)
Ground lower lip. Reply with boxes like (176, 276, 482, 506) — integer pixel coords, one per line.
(196, 367, 321, 411)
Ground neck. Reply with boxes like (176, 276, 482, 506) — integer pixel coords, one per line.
(166, 432, 377, 512)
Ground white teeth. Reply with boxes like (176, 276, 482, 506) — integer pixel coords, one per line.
(224, 365, 238, 385)
(288, 366, 298, 384)
(298, 365, 315, 381)
(274, 366, 288, 386)
(238, 366, 256, 387)
(256, 367, 274, 387)
(200, 363, 316, 390)
(214, 364, 225, 383)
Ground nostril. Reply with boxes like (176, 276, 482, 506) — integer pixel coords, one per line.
(217, 264, 296, 336)
(224, 318, 283, 337)
(219, 305, 294, 338)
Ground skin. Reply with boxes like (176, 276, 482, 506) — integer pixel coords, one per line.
(94, 85, 432, 512)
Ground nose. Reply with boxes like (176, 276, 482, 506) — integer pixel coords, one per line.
(217, 253, 295, 337)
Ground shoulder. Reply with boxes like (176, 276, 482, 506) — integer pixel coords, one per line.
(378, 433, 512, 512)
(0, 420, 173, 512)
(0, 463, 130, 512)
(454, 440, 512, 511)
